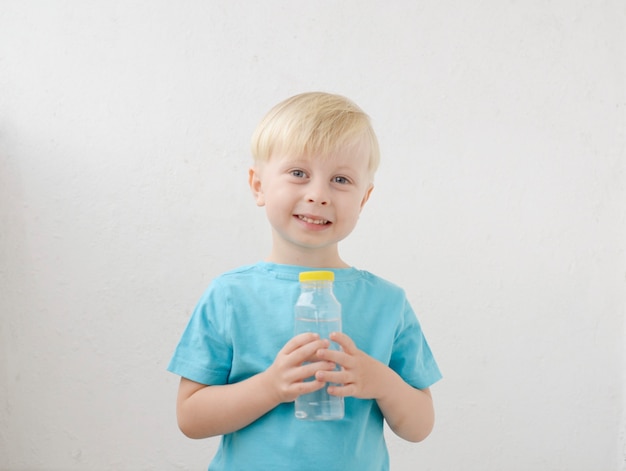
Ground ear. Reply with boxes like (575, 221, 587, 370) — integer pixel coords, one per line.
(248, 167, 265, 206)
(360, 184, 374, 210)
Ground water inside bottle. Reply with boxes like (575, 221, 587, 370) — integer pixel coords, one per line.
(294, 317, 344, 420)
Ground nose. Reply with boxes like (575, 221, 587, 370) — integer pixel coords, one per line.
(305, 180, 330, 205)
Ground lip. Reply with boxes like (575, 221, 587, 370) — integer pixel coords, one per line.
(294, 214, 332, 229)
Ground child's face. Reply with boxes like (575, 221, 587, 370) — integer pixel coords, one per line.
(249, 142, 374, 265)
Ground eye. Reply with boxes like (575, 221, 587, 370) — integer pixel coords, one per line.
(289, 169, 307, 178)
(332, 175, 351, 184)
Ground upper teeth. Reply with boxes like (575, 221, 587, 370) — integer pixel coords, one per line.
(299, 215, 328, 225)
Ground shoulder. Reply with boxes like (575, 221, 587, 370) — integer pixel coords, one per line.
(351, 268, 407, 297)
(221, 262, 264, 276)
(192, 264, 269, 316)
(204, 262, 278, 295)
(210, 263, 266, 284)
(336, 268, 409, 311)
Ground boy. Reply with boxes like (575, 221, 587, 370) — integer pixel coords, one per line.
(168, 92, 441, 470)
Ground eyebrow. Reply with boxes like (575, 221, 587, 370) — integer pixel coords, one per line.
(276, 154, 369, 176)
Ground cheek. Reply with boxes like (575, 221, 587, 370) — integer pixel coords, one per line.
(264, 191, 292, 217)
(341, 197, 366, 221)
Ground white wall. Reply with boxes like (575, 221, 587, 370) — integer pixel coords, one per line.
(1, 1, 624, 470)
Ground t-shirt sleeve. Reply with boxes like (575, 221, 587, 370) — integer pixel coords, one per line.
(389, 296, 442, 389)
(167, 279, 233, 385)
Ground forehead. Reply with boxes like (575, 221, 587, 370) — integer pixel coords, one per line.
(273, 137, 371, 168)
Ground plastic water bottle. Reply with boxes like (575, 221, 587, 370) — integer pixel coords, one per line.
(294, 270, 344, 420)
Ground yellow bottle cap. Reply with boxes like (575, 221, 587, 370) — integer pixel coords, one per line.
(299, 271, 335, 282)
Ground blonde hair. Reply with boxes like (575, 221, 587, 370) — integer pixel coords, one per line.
(251, 92, 380, 175)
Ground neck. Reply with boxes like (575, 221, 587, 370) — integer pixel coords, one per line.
(265, 239, 349, 268)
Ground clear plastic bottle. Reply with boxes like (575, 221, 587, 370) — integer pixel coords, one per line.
(294, 270, 344, 420)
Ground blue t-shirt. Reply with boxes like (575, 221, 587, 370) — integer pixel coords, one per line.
(168, 262, 441, 471)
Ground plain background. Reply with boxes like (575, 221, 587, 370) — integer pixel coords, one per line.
(1, 1, 624, 470)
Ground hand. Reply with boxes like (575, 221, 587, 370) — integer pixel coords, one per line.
(314, 332, 386, 400)
(264, 333, 337, 404)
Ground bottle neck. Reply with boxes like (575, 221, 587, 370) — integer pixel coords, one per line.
(300, 280, 333, 291)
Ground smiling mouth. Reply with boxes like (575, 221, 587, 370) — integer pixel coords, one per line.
(297, 215, 330, 225)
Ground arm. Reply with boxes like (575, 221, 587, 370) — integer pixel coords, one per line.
(176, 333, 336, 439)
(316, 332, 435, 442)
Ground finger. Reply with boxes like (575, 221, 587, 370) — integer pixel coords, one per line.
(316, 348, 348, 368)
(314, 369, 346, 385)
(281, 333, 321, 355)
(329, 331, 357, 354)
(291, 339, 331, 366)
(295, 378, 328, 396)
(326, 383, 354, 397)
(298, 361, 337, 381)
